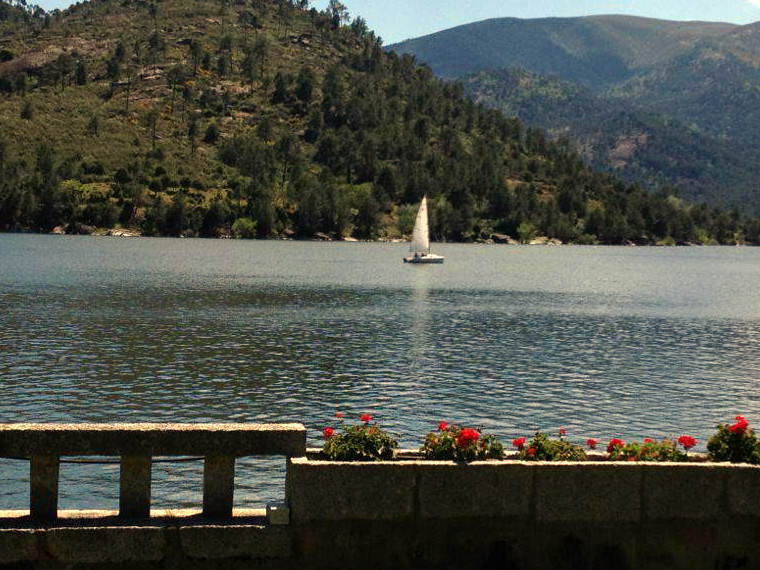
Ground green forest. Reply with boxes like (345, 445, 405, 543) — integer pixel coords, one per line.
(0, 0, 759, 244)
(462, 66, 760, 214)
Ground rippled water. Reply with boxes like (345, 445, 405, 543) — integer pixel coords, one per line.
(2, 235, 760, 509)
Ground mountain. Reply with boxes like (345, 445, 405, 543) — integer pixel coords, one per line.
(0, 0, 757, 245)
(389, 16, 760, 214)
(610, 21, 760, 144)
(390, 16, 736, 88)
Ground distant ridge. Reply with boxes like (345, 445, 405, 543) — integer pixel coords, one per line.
(389, 15, 736, 88)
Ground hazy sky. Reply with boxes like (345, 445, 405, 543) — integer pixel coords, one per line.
(34, 0, 760, 44)
(310, 0, 760, 44)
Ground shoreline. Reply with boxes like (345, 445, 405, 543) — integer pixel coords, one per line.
(1, 228, 756, 246)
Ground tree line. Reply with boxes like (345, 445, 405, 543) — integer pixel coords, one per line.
(0, 0, 758, 244)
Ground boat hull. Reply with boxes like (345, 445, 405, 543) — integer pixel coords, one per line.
(403, 254, 444, 264)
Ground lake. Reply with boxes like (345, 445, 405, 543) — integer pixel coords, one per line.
(2, 234, 760, 509)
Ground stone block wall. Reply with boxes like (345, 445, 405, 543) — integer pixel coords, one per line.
(287, 458, 760, 570)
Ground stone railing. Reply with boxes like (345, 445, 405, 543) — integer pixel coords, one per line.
(0, 423, 306, 522)
(3, 432, 760, 569)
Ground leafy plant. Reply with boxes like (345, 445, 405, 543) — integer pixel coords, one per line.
(421, 421, 504, 462)
(513, 430, 586, 461)
(607, 438, 687, 462)
(321, 413, 398, 461)
(231, 217, 257, 238)
(707, 416, 760, 464)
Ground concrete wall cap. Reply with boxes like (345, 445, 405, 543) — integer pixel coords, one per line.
(0, 423, 307, 456)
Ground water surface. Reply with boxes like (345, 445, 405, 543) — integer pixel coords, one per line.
(2, 235, 760, 508)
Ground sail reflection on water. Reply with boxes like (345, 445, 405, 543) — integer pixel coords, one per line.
(410, 268, 432, 373)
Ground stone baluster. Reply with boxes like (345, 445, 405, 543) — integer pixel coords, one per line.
(120, 454, 152, 518)
(202, 454, 235, 518)
(30, 454, 59, 522)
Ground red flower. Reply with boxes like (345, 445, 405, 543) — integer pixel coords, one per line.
(512, 437, 526, 450)
(527, 447, 537, 457)
(643, 438, 654, 444)
(322, 427, 334, 438)
(456, 428, 480, 448)
(607, 438, 625, 453)
(678, 435, 697, 450)
(586, 438, 597, 450)
(729, 416, 749, 434)
(360, 414, 372, 423)
(334, 412, 344, 419)
(438, 421, 449, 431)
(559, 427, 566, 437)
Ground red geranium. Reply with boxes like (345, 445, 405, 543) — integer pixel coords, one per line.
(456, 428, 480, 448)
(678, 435, 697, 450)
(360, 414, 372, 423)
(512, 437, 526, 450)
(322, 427, 334, 438)
(586, 438, 597, 450)
(559, 427, 566, 437)
(438, 421, 449, 431)
(527, 447, 537, 457)
(607, 438, 625, 453)
(729, 416, 749, 434)
(643, 438, 654, 444)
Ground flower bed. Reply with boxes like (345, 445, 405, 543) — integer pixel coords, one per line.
(316, 413, 757, 464)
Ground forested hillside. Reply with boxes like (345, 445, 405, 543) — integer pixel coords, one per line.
(463, 67, 760, 209)
(0, 0, 758, 244)
(391, 16, 760, 216)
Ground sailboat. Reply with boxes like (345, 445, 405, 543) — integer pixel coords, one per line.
(403, 196, 444, 264)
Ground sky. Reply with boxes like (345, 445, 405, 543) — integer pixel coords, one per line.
(34, 0, 760, 45)
(311, 0, 760, 44)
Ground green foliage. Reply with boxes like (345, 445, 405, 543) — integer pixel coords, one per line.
(295, 66, 315, 104)
(322, 414, 398, 461)
(74, 59, 87, 85)
(515, 432, 587, 461)
(516, 220, 536, 243)
(608, 439, 687, 462)
(203, 123, 219, 144)
(86, 114, 99, 136)
(1, 0, 759, 241)
(421, 423, 504, 462)
(19, 99, 33, 120)
(231, 217, 256, 238)
(707, 417, 760, 464)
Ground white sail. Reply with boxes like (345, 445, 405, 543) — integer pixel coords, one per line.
(409, 196, 430, 253)
(403, 195, 443, 263)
